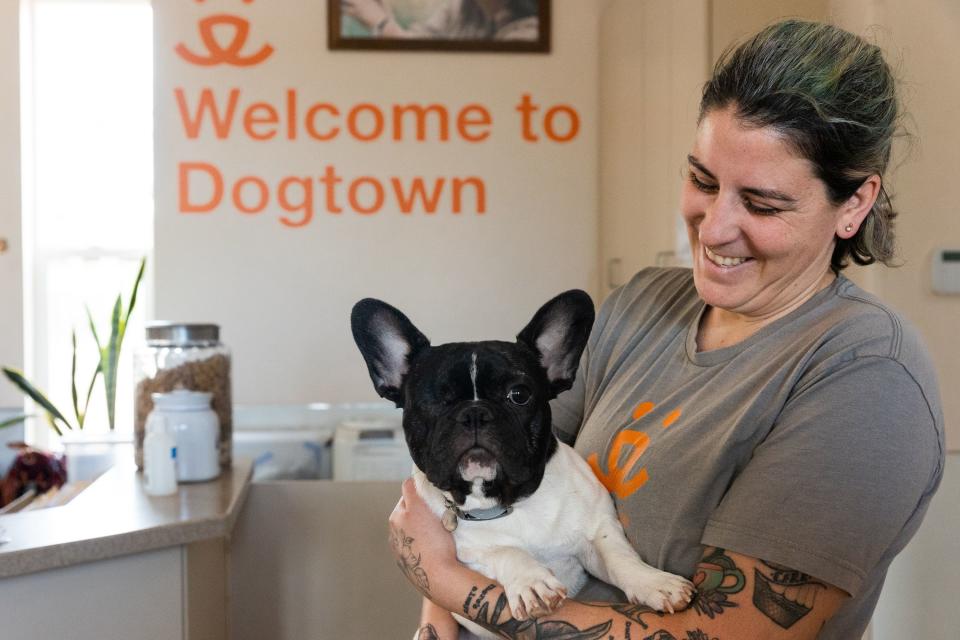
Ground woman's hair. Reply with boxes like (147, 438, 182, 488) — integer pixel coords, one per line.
(700, 19, 903, 272)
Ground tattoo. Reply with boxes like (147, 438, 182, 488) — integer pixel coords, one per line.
(625, 621, 632, 640)
(388, 526, 430, 594)
(475, 583, 497, 611)
(690, 548, 745, 619)
(465, 587, 613, 639)
(607, 603, 662, 629)
(463, 585, 478, 614)
(753, 561, 826, 629)
(416, 623, 440, 640)
(643, 631, 716, 640)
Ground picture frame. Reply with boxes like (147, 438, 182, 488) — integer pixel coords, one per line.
(328, 0, 551, 53)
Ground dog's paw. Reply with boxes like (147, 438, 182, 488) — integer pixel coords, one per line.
(621, 569, 695, 614)
(502, 566, 568, 621)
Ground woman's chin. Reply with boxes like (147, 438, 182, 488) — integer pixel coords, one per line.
(692, 265, 758, 312)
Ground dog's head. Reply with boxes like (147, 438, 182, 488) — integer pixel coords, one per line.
(350, 291, 594, 506)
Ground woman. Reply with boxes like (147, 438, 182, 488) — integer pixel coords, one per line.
(391, 19, 945, 640)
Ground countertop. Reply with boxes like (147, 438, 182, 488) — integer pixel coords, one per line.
(0, 458, 252, 578)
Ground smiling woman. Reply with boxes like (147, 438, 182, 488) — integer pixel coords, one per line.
(391, 20, 945, 640)
(681, 106, 881, 347)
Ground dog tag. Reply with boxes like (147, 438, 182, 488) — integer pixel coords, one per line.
(441, 507, 459, 532)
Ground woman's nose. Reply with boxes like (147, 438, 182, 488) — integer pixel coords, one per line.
(697, 192, 741, 247)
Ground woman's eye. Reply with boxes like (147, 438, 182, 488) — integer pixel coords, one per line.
(744, 200, 781, 215)
(507, 385, 532, 406)
(688, 171, 718, 193)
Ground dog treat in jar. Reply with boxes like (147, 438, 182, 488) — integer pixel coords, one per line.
(134, 323, 232, 470)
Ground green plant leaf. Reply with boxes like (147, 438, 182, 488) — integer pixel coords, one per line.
(44, 412, 62, 437)
(1, 367, 72, 433)
(0, 414, 32, 429)
(120, 257, 146, 342)
(102, 295, 123, 431)
(79, 363, 101, 430)
(86, 304, 103, 351)
(71, 329, 80, 427)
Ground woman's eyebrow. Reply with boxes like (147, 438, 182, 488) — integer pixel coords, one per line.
(687, 154, 797, 203)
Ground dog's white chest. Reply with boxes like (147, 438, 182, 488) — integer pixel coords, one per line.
(418, 442, 610, 595)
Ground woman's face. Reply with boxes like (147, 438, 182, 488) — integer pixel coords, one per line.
(680, 106, 849, 320)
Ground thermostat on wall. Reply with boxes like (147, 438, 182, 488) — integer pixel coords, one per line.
(932, 248, 960, 294)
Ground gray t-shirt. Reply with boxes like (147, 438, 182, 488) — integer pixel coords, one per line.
(551, 267, 944, 639)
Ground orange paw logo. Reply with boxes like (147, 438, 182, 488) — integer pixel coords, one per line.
(175, 0, 274, 67)
(587, 401, 681, 499)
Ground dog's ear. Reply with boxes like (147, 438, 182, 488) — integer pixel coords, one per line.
(351, 299, 430, 407)
(516, 290, 595, 398)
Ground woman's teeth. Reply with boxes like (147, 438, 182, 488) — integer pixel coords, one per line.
(705, 246, 750, 267)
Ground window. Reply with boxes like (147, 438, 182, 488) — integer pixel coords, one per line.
(20, 0, 153, 446)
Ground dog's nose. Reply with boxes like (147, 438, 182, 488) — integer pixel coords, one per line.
(455, 405, 494, 428)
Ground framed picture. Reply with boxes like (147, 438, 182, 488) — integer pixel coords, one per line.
(329, 0, 551, 53)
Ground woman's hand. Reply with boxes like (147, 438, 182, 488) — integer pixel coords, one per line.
(389, 477, 458, 598)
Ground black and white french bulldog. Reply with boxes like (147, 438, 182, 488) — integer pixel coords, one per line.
(351, 291, 693, 637)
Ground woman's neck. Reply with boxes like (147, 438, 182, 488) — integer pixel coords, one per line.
(696, 270, 836, 352)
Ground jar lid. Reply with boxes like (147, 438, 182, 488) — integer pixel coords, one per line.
(145, 322, 220, 345)
(152, 389, 213, 410)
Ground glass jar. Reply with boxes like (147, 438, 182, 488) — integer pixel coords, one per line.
(133, 323, 232, 470)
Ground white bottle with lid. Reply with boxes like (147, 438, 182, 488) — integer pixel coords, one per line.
(143, 413, 177, 496)
(151, 390, 220, 482)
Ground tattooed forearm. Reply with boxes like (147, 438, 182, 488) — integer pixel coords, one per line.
(416, 623, 440, 640)
(577, 548, 743, 635)
(455, 550, 749, 639)
(464, 584, 614, 639)
(690, 548, 745, 619)
(753, 561, 826, 628)
(388, 526, 430, 595)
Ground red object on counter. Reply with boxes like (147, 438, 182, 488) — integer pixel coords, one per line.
(0, 443, 67, 507)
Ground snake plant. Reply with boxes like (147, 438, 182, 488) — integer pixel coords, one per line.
(1, 257, 145, 434)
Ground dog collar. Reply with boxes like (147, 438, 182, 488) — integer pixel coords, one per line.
(441, 500, 513, 531)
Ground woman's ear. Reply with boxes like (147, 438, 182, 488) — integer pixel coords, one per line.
(837, 175, 881, 239)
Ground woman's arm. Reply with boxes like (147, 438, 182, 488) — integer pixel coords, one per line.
(414, 597, 460, 640)
(389, 479, 848, 640)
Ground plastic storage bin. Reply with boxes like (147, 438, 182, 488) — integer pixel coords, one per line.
(233, 403, 403, 481)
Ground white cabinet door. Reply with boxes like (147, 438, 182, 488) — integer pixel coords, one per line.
(0, 547, 184, 639)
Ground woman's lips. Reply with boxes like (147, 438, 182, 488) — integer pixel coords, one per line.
(704, 245, 753, 268)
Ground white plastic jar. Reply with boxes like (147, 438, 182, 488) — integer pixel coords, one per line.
(148, 390, 220, 482)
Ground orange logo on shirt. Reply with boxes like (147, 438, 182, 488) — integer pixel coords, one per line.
(175, 1, 274, 67)
(587, 401, 681, 499)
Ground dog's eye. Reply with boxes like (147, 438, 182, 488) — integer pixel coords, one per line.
(507, 385, 532, 406)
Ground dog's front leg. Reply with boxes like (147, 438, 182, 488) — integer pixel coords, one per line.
(584, 517, 695, 613)
(458, 545, 567, 620)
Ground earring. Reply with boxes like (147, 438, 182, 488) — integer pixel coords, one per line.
(844, 224, 853, 233)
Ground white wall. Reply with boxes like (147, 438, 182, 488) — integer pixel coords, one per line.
(0, 0, 24, 408)
(859, 0, 960, 450)
(872, 454, 960, 639)
(153, 0, 601, 406)
(598, 0, 708, 291)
